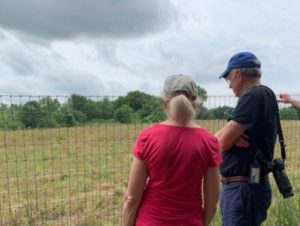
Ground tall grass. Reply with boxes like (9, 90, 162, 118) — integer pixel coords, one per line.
(0, 120, 299, 225)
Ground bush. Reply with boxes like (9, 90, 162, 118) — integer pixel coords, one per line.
(280, 107, 298, 120)
(113, 105, 134, 123)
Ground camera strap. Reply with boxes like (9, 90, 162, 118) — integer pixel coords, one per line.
(274, 92, 286, 161)
(254, 86, 286, 165)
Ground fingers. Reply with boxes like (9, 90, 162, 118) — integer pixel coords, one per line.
(235, 135, 250, 148)
(278, 93, 291, 103)
(240, 134, 249, 140)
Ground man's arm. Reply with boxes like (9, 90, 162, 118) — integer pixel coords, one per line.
(215, 120, 246, 151)
(278, 93, 300, 109)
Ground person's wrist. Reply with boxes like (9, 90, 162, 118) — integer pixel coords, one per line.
(289, 98, 296, 105)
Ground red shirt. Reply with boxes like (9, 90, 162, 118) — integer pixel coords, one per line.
(133, 123, 222, 226)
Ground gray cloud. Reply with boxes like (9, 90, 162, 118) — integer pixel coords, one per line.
(0, 30, 5, 40)
(0, 0, 175, 40)
(0, 70, 127, 96)
(95, 43, 127, 69)
(45, 72, 126, 96)
(0, 50, 36, 76)
(1, 0, 300, 98)
(0, 33, 55, 75)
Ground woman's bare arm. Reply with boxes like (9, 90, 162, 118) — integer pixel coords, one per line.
(122, 157, 148, 226)
(203, 166, 220, 226)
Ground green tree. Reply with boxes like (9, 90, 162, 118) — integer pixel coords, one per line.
(127, 91, 151, 111)
(63, 94, 90, 123)
(197, 86, 207, 104)
(113, 91, 162, 122)
(98, 97, 114, 120)
(62, 112, 76, 126)
(113, 105, 134, 123)
(59, 101, 73, 125)
(70, 94, 89, 112)
(291, 106, 300, 119)
(113, 96, 128, 111)
(83, 99, 97, 121)
(39, 97, 60, 112)
(38, 97, 61, 127)
(196, 106, 215, 119)
(279, 107, 298, 120)
(73, 110, 88, 123)
(0, 104, 23, 129)
(141, 99, 164, 122)
(210, 106, 234, 119)
(21, 101, 44, 128)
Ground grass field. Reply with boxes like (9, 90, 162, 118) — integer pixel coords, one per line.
(0, 120, 299, 225)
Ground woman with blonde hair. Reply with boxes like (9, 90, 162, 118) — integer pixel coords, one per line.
(122, 74, 222, 226)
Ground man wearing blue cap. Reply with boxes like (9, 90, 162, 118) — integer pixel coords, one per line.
(215, 52, 278, 226)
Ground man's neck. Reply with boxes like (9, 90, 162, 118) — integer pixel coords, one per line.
(242, 80, 261, 93)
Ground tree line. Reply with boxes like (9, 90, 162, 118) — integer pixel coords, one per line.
(0, 89, 299, 130)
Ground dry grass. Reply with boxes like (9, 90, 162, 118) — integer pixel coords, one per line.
(0, 120, 299, 225)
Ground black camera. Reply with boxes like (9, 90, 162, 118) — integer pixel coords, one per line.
(272, 158, 294, 199)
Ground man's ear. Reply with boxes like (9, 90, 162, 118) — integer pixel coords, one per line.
(236, 69, 243, 81)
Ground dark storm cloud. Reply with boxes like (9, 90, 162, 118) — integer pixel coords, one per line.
(0, 0, 175, 40)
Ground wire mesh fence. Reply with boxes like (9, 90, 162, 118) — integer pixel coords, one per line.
(0, 94, 299, 225)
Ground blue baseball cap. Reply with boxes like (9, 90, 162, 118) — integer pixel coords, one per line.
(219, 52, 261, 78)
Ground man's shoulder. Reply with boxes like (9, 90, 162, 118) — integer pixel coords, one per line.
(248, 85, 275, 96)
(239, 85, 276, 102)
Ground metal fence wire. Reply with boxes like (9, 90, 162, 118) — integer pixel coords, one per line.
(0, 94, 299, 226)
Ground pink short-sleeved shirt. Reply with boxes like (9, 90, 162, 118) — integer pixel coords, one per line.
(133, 123, 222, 226)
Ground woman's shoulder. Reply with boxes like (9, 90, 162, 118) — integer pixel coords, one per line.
(193, 127, 219, 146)
(136, 123, 163, 137)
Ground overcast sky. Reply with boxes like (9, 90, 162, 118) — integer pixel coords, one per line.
(0, 0, 299, 97)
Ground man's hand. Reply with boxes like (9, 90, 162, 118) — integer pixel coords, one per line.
(215, 120, 246, 151)
(278, 93, 300, 109)
(234, 134, 250, 148)
(278, 93, 292, 104)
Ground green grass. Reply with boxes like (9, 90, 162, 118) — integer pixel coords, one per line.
(0, 120, 299, 225)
